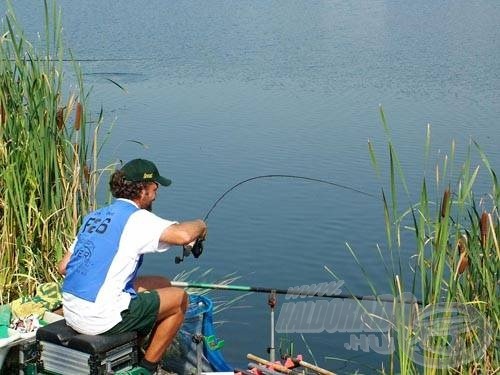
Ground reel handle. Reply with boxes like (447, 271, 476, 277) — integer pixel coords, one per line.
(175, 238, 204, 263)
(185, 238, 204, 258)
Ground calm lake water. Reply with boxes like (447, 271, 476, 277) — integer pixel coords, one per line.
(4, 1, 499, 372)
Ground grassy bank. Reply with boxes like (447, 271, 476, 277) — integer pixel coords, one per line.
(0, 1, 102, 303)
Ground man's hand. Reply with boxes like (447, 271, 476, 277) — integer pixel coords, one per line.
(160, 219, 207, 246)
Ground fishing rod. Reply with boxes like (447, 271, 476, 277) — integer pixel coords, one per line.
(170, 281, 422, 305)
(175, 174, 379, 263)
(203, 174, 380, 222)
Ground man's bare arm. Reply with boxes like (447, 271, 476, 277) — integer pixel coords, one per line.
(58, 250, 72, 276)
(159, 219, 207, 246)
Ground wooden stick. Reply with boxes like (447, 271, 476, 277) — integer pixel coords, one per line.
(246, 354, 295, 374)
(292, 357, 336, 375)
(248, 363, 286, 375)
(247, 353, 336, 375)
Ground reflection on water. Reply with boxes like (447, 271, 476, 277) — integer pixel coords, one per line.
(3, 0, 499, 372)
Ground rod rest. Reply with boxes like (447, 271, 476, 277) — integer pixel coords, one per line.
(36, 319, 137, 354)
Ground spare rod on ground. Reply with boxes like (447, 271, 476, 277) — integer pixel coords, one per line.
(170, 281, 421, 305)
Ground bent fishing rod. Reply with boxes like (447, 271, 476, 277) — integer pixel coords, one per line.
(175, 174, 380, 263)
(170, 281, 422, 305)
(203, 174, 380, 222)
(174, 176, 421, 305)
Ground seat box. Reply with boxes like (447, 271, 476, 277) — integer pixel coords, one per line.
(0, 312, 64, 374)
(36, 319, 138, 375)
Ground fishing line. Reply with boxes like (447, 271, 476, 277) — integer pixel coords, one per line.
(202, 174, 380, 221)
(175, 174, 379, 263)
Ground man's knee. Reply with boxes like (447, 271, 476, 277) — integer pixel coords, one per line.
(134, 275, 171, 291)
(156, 287, 188, 319)
(173, 288, 188, 312)
(180, 290, 188, 313)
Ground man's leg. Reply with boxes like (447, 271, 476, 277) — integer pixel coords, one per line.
(143, 287, 188, 363)
(134, 276, 188, 364)
(135, 275, 171, 291)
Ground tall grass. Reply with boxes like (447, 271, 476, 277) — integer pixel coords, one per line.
(0, 1, 103, 303)
(359, 107, 499, 373)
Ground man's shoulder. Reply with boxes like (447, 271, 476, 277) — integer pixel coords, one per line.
(123, 210, 177, 244)
(124, 209, 175, 231)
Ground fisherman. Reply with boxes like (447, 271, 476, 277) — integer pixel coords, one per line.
(58, 158, 207, 375)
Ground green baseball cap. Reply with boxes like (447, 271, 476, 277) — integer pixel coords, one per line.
(121, 159, 172, 186)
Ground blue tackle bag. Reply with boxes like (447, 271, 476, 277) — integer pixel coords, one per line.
(162, 294, 232, 374)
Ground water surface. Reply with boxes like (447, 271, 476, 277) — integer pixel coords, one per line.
(4, 1, 499, 372)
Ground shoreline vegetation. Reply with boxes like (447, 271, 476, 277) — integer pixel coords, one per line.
(0, 1, 104, 302)
(334, 109, 499, 373)
(0, 2, 498, 374)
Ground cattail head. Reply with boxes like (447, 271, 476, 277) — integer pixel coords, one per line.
(480, 212, 489, 249)
(0, 102, 5, 125)
(441, 188, 451, 218)
(56, 107, 64, 130)
(83, 164, 91, 184)
(457, 235, 469, 274)
(74, 102, 83, 131)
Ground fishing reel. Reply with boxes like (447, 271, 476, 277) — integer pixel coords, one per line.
(175, 238, 204, 264)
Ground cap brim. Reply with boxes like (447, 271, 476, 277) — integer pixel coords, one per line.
(156, 175, 172, 186)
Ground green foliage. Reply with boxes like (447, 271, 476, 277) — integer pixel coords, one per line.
(362, 107, 499, 373)
(0, 1, 103, 302)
